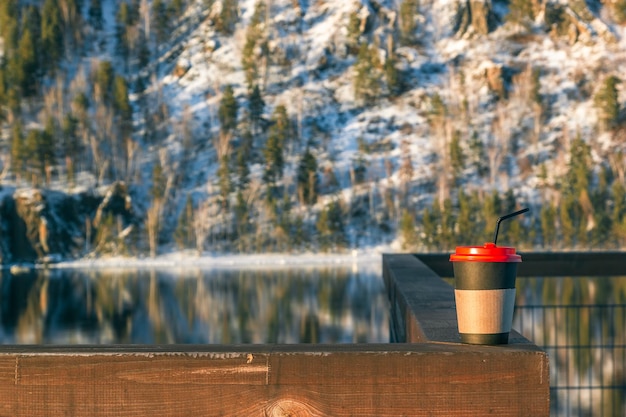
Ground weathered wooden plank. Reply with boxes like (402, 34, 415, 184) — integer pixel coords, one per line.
(0, 254, 551, 417)
(16, 355, 268, 386)
(0, 343, 548, 417)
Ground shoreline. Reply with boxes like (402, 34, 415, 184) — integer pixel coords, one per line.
(8, 248, 392, 272)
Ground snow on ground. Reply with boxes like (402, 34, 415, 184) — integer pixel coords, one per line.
(51, 247, 391, 273)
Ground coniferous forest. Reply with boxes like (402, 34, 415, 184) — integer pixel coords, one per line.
(1, 0, 626, 261)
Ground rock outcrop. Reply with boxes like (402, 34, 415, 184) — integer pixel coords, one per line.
(0, 182, 137, 265)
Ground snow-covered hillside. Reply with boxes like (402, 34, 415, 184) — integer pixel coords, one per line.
(1, 0, 626, 260)
(142, 0, 626, 250)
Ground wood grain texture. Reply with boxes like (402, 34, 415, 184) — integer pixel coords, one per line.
(0, 343, 548, 417)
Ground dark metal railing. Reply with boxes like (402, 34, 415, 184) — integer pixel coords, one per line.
(415, 252, 626, 417)
(514, 303, 626, 417)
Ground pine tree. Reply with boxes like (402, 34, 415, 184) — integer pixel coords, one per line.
(316, 200, 346, 252)
(275, 194, 292, 252)
(5, 76, 22, 120)
(218, 85, 238, 134)
(296, 147, 319, 206)
(72, 92, 90, 129)
(41, 0, 64, 73)
(469, 131, 488, 178)
(440, 198, 455, 249)
(531, 67, 542, 106)
(594, 75, 621, 131)
(0, 0, 19, 52)
(421, 199, 441, 250)
(353, 42, 380, 105)
(62, 113, 80, 183)
(456, 190, 476, 244)
(429, 92, 447, 120)
(242, 34, 258, 88)
(291, 214, 306, 250)
(483, 190, 502, 238)
(399, 209, 418, 249)
(563, 136, 593, 245)
(385, 55, 404, 97)
(18, 28, 40, 96)
(25, 130, 42, 181)
(564, 136, 592, 198)
(559, 195, 578, 247)
(113, 75, 133, 136)
(0, 67, 6, 108)
(22, 5, 42, 70)
(235, 147, 250, 191)
(263, 130, 285, 192)
(241, 2, 265, 87)
(540, 203, 556, 247)
(263, 105, 290, 192)
(25, 120, 56, 184)
(248, 84, 265, 134)
(591, 167, 612, 246)
(94, 61, 114, 104)
(234, 190, 250, 251)
(113, 75, 131, 116)
(174, 195, 195, 249)
(611, 182, 626, 245)
(41, 117, 57, 184)
(10, 120, 26, 179)
(449, 130, 465, 181)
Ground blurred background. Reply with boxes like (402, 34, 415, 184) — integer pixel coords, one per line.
(1, 2, 625, 415)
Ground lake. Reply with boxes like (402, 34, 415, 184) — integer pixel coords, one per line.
(0, 264, 389, 344)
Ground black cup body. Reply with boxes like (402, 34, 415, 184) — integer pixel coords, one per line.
(453, 261, 518, 345)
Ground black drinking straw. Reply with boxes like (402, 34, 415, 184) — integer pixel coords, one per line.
(493, 208, 529, 245)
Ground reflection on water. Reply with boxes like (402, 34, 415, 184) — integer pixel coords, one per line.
(0, 266, 389, 344)
(514, 277, 626, 417)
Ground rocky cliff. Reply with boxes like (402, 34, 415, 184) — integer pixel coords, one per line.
(0, 183, 138, 265)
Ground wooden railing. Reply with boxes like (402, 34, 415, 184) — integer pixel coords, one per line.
(0, 255, 550, 417)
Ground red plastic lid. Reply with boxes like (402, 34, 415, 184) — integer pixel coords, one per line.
(449, 242, 521, 263)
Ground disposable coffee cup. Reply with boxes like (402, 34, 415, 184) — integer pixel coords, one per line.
(450, 243, 521, 345)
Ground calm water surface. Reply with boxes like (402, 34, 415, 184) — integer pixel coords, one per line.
(0, 265, 389, 344)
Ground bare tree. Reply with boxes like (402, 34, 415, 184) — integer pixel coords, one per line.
(398, 139, 414, 208)
(93, 102, 115, 181)
(193, 184, 216, 255)
(488, 102, 511, 187)
(126, 138, 140, 183)
(140, 0, 151, 38)
(146, 199, 161, 258)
